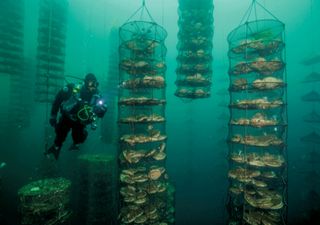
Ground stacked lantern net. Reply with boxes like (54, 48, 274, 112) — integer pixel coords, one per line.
(35, 0, 68, 103)
(300, 66, 320, 213)
(0, 0, 32, 130)
(227, 5, 288, 224)
(18, 177, 72, 225)
(175, 0, 213, 99)
(77, 154, 117, 225)
(0, 0, 24, 77)
(118, 4, 175, 224)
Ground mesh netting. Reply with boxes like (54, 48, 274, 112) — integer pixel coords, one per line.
(18, 177, 71, 225)
(175, 0, 214, 99)
(34, 0, 68, 103)
(118, 17, 175, 224)
(77, 154, 117, 225)
(227, 19, 288, 225)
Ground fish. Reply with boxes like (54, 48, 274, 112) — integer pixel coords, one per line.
(301, 54, 320, 66)
(301, 72, 320, 83)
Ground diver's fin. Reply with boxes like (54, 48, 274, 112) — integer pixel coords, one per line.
(45, 145, 61, 160)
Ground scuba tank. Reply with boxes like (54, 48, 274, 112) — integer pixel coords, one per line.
(60, 83, 82, 120)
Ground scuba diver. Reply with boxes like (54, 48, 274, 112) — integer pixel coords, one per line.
(45, 73, 107, 160)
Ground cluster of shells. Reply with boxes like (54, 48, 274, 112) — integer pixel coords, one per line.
(121, 76, 165, 89)
(228, 168, 284, 209)
(120, 59, 165, 76)
(175, 6, 213, 99)
(231, 38, 283, 55)
(118, 125, 172, 224)
(124, 38, 159, 55)
(119, 114, 165, 124)
(230, 113, 279, 127)
(120, 130, 167, 146)
(120, 143, 166, 164)
(230, 58, 284, 76)
(119, 31, 173, 224)
(175, 73, 211, 86)
(120, 166, 167, 184)
(228, 27, 287, 225)
(231, 98, 283, 110)
(118, 162, 174, 224)
(231, 134, 283, 147)
(175, 88, 209, 98)
(232, 76, 284, 91)
(119, 97, 166, 106)
(230, 152, 285, 168)
(119, 194, 174, 225)
(244, 209, 281, 225)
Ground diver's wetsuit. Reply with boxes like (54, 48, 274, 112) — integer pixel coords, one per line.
(47, 83, 104, 159)
(54, 113, 88, 148)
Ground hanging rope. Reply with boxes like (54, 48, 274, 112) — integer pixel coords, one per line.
(231, 0, 282, 41)
(239, 0, 281, 25)
(254, 0, 281, 21)
(44, 1, 54, 151)
(253, 1, 258, 22)
(125, 0, 155, 23)
(161, 0, 164, 26)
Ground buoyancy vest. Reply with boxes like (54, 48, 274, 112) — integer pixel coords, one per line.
(60, 83, 99, 123)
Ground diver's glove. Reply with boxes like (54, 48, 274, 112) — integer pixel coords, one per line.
(49, 115, 57, 127)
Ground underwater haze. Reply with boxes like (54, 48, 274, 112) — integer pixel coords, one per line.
(1, 0, 320, 224)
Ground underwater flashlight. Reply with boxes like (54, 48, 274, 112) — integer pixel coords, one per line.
(98, 100, 103, 105)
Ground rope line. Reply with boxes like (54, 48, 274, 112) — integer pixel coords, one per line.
(125, 0, 155, 23)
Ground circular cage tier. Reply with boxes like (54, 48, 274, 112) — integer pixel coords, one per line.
(119, 40, 167, 60)
(229, 111, 287, 127)
(229, 58, 285, 76)
(175, 86, 211, 98)
(118, 106, 165, 121)
(177, 51, 213, 64)
(120, 75, 166, 89)
(119, 141, 167, 164)
(175, 75, 212, 87)
(177, 37, 213, 49)
(18, 177, 71, 225)
(228, 19, 285, 50)
(120, 21, 167, 43)
(178, 22, 214, 35)
(230, 76, 286, 92)
(176, 63, 213, 74)
(119, 58, 167, 76)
